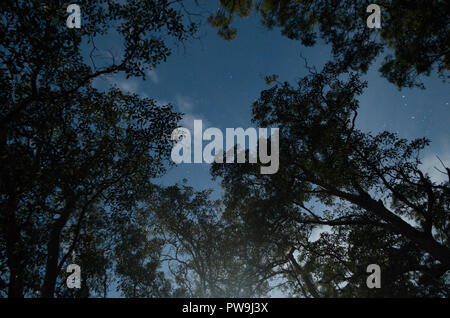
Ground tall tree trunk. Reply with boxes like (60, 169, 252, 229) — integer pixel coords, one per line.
(6, 230, 26, 298)
(5, 195, 26, 298)
(287, 248, 321, 298)
(8, 265, 25, 298)
(355, 191, 450, 268)
(314, 179, 450, 268)
(41, 200, 75, 298)
(41, 229, 62, 298)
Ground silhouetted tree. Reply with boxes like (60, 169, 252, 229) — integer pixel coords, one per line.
(209, 0, 449, 88)
(0, 0, 197, 297)
(153, 184, 274, 297)
(212, 62, 450, 297)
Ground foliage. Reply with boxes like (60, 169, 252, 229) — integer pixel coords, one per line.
(211, 62, 450, 297)
(153, 184, 273, 297)
(209, 0, 450, 88)
(0, 0, 196, 297)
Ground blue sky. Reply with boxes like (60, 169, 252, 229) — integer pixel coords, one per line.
(94, 10, 449, 194)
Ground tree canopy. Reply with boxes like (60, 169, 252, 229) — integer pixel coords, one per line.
(0, 0, 196, 297)
(211, 62, 450, 297)
(209, 0, 449, 88)
(0, 0, 448, 298)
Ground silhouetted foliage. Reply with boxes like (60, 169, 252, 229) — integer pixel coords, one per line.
(212, 62, 450, 297)
(0, 0, 196, 298)
(1, 0, 448, 299)
(152, 184, 273, 297)
(210, 0, 449, 88)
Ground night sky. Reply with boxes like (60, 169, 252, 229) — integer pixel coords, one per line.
(91, 4, 450, 199)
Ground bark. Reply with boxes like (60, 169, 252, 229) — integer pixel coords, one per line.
(6, 229, 26, 298)
(4, 194, 26, 298)
(40, 229, 63, 298)
(309, 176, 450, 268)
(287, 248, 321, 298)
(40, 199, 76, 298)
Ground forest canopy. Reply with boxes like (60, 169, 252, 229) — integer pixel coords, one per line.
(0, 0, 448, 298)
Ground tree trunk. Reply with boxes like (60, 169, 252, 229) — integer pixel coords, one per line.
(7, 229, 26, 298)
(319, 181, 450, 268)
(287, 249, 321, 298)
(358, 192, 450, 268)
(41, 229, 62, 298)
(41, 200, 75, 298)
(8, 266, 25, 298)
(5, 196, 26, 298)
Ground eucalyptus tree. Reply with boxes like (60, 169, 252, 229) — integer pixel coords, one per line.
(211, 62, 450, 297)
(0, 0, 197, 297)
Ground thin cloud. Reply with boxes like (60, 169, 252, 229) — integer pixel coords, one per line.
(147, 70, 159, 84)
(115, 79, 139, 93)
(175, 95, 210, 131)
(175, 94, 194, 112)
(98, 74, 141, 94)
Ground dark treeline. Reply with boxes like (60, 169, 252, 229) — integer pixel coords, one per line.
(0, 0, 448, 298)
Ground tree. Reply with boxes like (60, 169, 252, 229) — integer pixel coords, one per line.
(209, 0, 449, 88)
(211, 62, 450, 297)
(152, 184, 274, 297)
(0, 0, 197, 297)
(113, 208, 172, 298)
